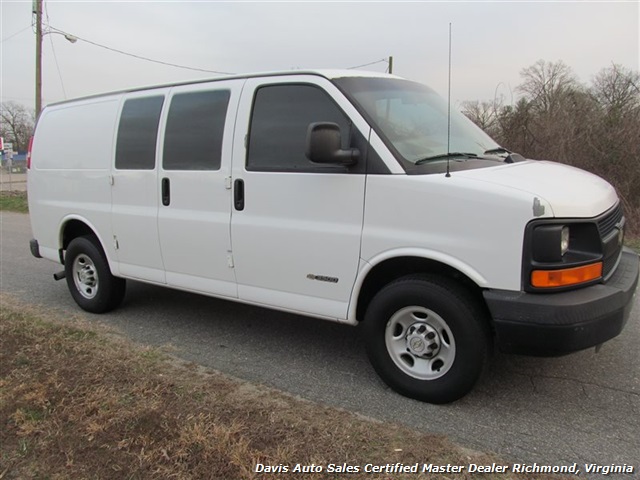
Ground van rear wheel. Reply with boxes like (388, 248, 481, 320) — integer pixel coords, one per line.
(65, 236, 126, 313)
(363, 275, 490, 404)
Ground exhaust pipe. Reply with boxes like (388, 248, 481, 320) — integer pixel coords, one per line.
(53, 271, 66, 281)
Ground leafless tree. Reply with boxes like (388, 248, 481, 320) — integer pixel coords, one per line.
(1, 102, 35, 152)
(518, 60, 578, 115)
(461, 100, 499, 134)
(495, 98, 537, 155)
(591, 64, 640, 117)
(586, 65, 640, 227)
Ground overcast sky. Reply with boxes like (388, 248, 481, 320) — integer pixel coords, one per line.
(1, 1, 638, 112)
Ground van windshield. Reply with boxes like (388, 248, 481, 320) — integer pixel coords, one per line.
(333, 77, 500, 168)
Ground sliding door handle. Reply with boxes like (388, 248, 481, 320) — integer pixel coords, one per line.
(234, 179, 244, 211)
(161, 177, 170, 206)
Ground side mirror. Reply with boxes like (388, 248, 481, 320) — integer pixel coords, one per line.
(305, 122, 360, 166)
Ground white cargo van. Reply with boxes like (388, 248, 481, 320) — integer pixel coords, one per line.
(28, 70, 638, 403)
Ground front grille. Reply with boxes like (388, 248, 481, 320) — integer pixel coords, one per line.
(598, 203, 624, 280)
(597, 203, 623, 238)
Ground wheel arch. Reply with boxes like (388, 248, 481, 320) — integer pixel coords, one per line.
(351, 251, 489, 323)
(58, 215, 109, 265)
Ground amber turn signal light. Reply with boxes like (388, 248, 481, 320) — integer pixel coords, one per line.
(531, 262, 603, 288)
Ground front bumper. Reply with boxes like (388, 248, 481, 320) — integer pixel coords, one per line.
(483, 248, 639, 356)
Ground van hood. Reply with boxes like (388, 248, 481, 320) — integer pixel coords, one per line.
(455, 160, 618, 218)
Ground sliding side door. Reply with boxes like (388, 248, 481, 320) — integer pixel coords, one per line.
(157, 81, 241, 298)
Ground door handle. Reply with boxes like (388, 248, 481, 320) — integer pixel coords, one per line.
(161, 177, 170, 206)
(234, 179, 244, 211)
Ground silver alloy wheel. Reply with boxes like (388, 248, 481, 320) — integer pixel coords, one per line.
(72, 253, 99, 299)
(385, 305, 456, 380)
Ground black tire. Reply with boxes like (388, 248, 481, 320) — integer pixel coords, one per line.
(363, 275, 490, 404)
(65, 235, 126, 313)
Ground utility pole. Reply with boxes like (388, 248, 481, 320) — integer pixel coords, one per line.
(388, 56, 393, 74)
(34, 0, 43, 119)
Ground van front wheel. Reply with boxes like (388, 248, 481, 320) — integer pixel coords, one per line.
(65, 236, 126, 313)
(363, 275, 489, 404)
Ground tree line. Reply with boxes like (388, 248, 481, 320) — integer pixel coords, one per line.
(2, 60, 639, 234)
(463, 60, 640, 236)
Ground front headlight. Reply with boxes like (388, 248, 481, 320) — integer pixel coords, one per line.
(560, 226, 570, 256)
(524, 220, 602, 292)
(531, 224, 569, 262)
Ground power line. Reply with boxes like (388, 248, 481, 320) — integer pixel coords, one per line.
(42, 23, 387, 77)
(1, 25, 31, 43)
(46, 25, 235, 75)
(44, 3, 67, 99)
(346, 58, 388, 70)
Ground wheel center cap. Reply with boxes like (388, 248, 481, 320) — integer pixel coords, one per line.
(78, 267, 94, 284)
(409, 337, 425, 352)
(406, 322, 441, 358)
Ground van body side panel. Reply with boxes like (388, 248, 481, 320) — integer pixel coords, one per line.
(360, 174, 551, 292)
(110, 91, 168, 283)
(110, 169, 165, 282)
(28, 98, 121, 262)
(157, 81, 242, 298)
(231, 171, 365, 319)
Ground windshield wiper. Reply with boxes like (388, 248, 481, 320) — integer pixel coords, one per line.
(483, 147, 511, 155)
(484, 146, 526, 163)
(414, 152, 478, 165)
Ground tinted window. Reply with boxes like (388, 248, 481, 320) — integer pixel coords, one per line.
(116, 96, 164, 170)
(163, 90, 230, 171)
(247, 84, 351, 171)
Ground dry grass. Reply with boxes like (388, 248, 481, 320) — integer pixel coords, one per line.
(625, 236, 640, 252)
(0, 294, 569, 480)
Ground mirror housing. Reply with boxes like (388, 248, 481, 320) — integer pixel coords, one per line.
(305, 122, 360, 166)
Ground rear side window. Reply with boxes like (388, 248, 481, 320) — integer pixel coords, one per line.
(247, 84, 351, 172)
(115, 96, 164, 170)
(163, 90, 230, 171)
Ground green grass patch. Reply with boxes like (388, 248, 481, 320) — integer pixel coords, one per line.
(0, 191, 28, 213)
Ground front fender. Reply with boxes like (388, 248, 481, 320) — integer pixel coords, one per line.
(347, 248, 488, 323)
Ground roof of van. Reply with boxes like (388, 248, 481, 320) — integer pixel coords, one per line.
(45, 69, 402, 108)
